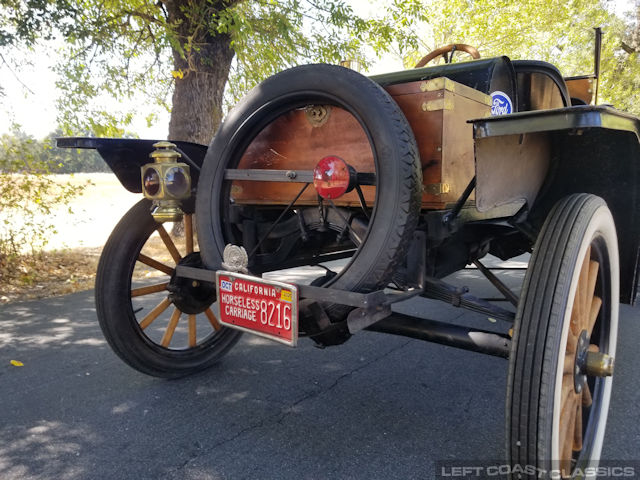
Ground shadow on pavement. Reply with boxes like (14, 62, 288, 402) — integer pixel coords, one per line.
(0, 267, 638, 479)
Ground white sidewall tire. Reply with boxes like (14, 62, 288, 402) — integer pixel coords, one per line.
(551, 205, 619, 475)
(507, 194, 620, 479)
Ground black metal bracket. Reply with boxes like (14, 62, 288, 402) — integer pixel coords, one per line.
(223, 169, 376, 185)
(472, 259, 519, 307)
(443, 176, 476, 225)
(297, 283, 423, 309)
(177, 253, 514, 325)
(176, 265, 424, 310)
(404, 230, 427, 289)
(176, 265, 218, 283)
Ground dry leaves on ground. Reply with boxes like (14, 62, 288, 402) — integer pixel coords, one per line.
(0, 248, 102, 304)
(0, 235, 174, 304)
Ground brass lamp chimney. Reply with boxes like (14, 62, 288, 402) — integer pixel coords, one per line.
(141, 141, 192, 223)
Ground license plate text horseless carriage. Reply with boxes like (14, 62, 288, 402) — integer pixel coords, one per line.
(217, 271, 299, 346)
(58, 38, 640, 479)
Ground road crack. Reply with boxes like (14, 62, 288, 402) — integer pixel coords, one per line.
(168, 340, 412, 476)
(275, 339, 412, 425)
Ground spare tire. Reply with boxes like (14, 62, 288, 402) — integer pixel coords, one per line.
(196, 64, 422, 323)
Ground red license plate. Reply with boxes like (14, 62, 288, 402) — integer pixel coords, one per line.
(216, 271, 298, 346)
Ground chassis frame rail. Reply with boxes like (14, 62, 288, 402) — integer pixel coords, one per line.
(176, 264, 513, 358)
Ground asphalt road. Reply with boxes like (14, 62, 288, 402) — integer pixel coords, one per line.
(1, 265, 638, 480)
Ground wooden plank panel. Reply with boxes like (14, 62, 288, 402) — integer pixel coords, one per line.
(566, 77, 594, 105)
(232, 107, 375, 207)
(231, 78, 491, 210)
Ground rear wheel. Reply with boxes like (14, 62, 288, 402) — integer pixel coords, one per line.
(95, 199, 242, 378)
(196, 64, 422, 329)
(507, 194, 619, 478)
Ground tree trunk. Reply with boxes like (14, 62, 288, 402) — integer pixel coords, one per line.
(164, 1, 235, 145)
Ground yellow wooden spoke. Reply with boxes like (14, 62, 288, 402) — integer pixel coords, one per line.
(185, 214, 194, 255)
(582, 384, 592, 408)
(561, 375, 574, 404)
(161, 308, 182, 347)
(573, 402, 582, 451)
(578, 246, 591, 330)
(563, 353, 575, 375)
(188, 314, 197, 347)
(131, 282, 169, 298)
(157, 224, 182, 264)
(139, 297, 172, 330)
(566, 328, 579, 354)
(138, 253, 174, 276)
(585, 260, 599, 330)
(559, 393, 578, 477)
(205, 308, 222, 331)
(587, 296, 602, 337)
(569, 306, 582, 337)
(569, 248, 589, 336)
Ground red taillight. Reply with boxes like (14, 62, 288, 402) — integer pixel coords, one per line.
(313, 156, 352, 199)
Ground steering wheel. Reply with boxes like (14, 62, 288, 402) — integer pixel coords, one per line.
(414, 44, 480, 68)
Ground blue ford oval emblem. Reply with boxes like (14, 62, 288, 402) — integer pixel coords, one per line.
(490, 91, 513, 115)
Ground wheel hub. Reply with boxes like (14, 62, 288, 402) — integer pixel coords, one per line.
(573, 330, 590, 393)
(573, 330, 615, 392)
(585, 349, 615, 377)
(167, 252, 216, 314)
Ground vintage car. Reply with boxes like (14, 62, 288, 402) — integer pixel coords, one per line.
(58, 37, 639, 479)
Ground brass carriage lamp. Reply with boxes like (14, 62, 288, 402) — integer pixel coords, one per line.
(141, 141, 191, 223)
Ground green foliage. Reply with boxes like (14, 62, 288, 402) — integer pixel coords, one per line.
(0, 129, 108, 174)
(0, 127, 93, 281)
(0, 0, 638, 132)
(221, 0, 423, 105)
(397, 0, 640, 115)
(0, 0, 426, 135)
(50, 0, 172, 136)
(0, 0, 79, 48)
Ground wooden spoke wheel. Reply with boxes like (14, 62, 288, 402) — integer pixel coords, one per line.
(507, 194, 619, 478)
(195, 64, 422, 339)
(95, 199, 241, 378)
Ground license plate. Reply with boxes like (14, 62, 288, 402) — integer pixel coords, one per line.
(216, 271, 298, 346)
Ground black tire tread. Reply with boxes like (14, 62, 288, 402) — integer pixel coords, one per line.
(96, 199, 241, 378)
(507, 193, 608, 474)
(196, 64, 422, 318)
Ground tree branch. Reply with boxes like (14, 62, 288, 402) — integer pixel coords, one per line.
(0, 52, 34, 94)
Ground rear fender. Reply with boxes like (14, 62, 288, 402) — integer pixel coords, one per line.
(472, 106, 640, 305)
(56, 137, 208, 193)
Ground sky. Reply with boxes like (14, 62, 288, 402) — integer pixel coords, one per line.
(0, 0, 635, 141)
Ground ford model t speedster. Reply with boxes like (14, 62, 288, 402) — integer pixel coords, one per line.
(58, 40, 640, 478)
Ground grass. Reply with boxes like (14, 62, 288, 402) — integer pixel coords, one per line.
(0, 173, 140, 304)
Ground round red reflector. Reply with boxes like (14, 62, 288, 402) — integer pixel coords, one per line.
(313, 156, 351, 199)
